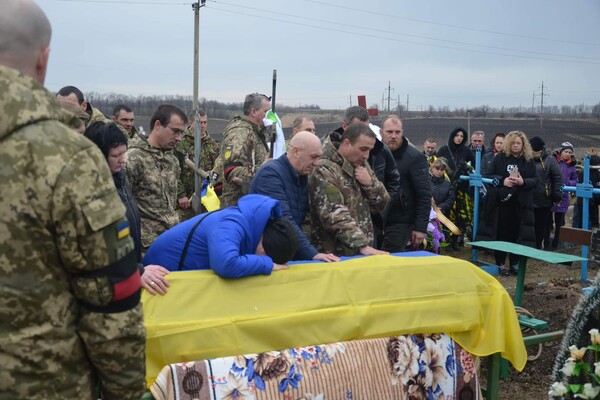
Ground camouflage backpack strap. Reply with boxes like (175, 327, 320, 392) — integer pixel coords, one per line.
(177, 210, 220, 271)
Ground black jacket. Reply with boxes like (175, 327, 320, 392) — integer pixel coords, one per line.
(480, 151, 496, 177)
(532, 149, 563, 208)
(431, 175, 455, 214)
(386, 138, 432, 233)
(436, 130, 475, 179)
(368, 134, 401, 200)
(476, 153, 537, 246)
(114, 170, 142, 262)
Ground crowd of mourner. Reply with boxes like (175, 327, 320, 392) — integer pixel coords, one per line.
(4, 2, 600, 398)
(55, 89, 598, 283)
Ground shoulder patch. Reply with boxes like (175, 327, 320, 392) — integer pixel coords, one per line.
(224, 144, 233, 161)
(324, 185, 343, 204)
(117, 221, 130, 240)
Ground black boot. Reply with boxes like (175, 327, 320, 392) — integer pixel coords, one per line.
(450, 236, 460, 251)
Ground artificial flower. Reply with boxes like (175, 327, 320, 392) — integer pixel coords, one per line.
(590, 329, 600, 346)
(570, 345, 587, 361)
(548, 382, 568, 397)
(574, 383, 600, 399)
(561, 359, 577, 377)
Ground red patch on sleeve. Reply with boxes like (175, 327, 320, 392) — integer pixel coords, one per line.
(112, 269, 141, 301)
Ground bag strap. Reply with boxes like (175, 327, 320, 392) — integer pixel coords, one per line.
(177, 210, 218, 271)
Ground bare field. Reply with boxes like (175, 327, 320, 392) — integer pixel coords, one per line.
(134, 114, 599, 152)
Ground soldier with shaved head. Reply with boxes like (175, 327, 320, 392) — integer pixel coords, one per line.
(250, 131, 339, 262)
(0, 1, 146, 398)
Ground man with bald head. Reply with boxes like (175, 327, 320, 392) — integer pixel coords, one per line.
(0, 1, 146, 399)
(250, 131, 339, 262)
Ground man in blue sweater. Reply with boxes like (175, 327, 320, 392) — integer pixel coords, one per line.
(250, 131, 339, 262)
(143, 194, 298, 277)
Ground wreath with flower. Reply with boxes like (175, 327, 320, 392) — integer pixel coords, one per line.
(550, 329, 600, 399)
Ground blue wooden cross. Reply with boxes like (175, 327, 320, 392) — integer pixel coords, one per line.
(458, 148, 498, 263)
(561, 155, 600, 281)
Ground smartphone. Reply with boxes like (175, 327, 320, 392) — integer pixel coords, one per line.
(510, 166, 519, 178)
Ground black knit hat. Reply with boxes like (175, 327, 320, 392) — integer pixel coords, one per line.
(529, 136, 545, 152)
(262, 217, 299, 264)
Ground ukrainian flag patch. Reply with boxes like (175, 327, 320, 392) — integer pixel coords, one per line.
(117, 221, 130, 240)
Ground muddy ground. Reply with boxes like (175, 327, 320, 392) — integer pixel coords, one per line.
(445, 244, 597, 399)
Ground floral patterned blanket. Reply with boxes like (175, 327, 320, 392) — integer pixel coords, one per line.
(150, 334, 480, 400)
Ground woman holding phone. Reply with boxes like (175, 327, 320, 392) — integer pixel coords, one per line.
(476, 131, 537, 276)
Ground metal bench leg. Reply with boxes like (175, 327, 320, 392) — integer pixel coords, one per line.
(485, 353, 501, 400)
(514, 257, 528, 307)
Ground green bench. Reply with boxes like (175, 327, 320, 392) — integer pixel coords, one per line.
(469, 241, 587, 399)
(469, 241, 587, 307)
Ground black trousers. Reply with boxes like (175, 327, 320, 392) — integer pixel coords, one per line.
(382, 222, 412, 253)
(550, 212, 566, 248)
(533, 206, 552, 250)
(495, 200, 520, 266)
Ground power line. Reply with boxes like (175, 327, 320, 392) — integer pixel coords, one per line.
(57, 0, 190, 4)
(303, 0, 600, 48)
(209, 6, 600, 65)
(216, 1, 600, 61)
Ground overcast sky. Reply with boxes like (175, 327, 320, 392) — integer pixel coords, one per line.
(37, 0, 600, 111)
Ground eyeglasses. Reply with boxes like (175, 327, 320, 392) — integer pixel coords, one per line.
(165, 125, 185, 136)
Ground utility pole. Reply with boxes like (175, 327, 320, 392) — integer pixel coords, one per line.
(381, 92, 385, 111)
(540, 81, 546, 128)
(192, 0, 206, 113)
(406, 94, 409, 113)
(191, 0, 206, 213)
(467, 109, 471, 136)
(385, 81, 394, 111)
(531, 91, 535, 115)
(349, 94, 352, 107)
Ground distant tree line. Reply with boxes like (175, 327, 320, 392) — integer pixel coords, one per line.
(86, 92, 598, 121)
(392, 102, 600, 121)
(87, 92, 320, 119)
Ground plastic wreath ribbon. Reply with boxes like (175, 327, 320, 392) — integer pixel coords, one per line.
(263, 110, 285, 159)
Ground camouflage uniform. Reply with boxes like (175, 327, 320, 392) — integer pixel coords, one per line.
(86, 105, 109, 127)
(212, 152, 225, 196)
(126, 137, 180, 250)
(116, 123, 139, 141)
(219, 116, 269, 208)
(0, 65, 145, 399)
(174, 126, 219, 220)
(308, 134, 390, 255)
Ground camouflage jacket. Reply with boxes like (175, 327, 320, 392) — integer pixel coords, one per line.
(219, 116, 269, 208)
(116, 123, 139, 141)
(174, 127, 219, 199)
(308, 135, 390, 255)
(0, 65, 145, 400)
(126, 137, 180, 249)
(86, 105, 109, 127)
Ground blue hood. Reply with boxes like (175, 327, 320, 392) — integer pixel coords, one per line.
(237, 194, 283, 250)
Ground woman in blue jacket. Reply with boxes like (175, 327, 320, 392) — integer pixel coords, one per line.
(143, 194, 298, 278)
